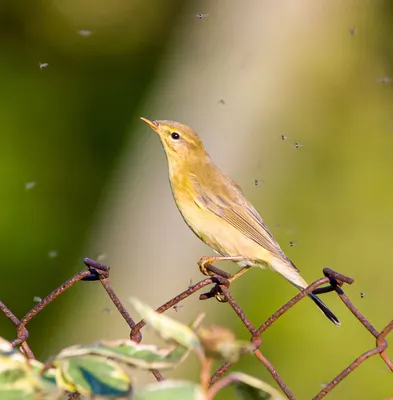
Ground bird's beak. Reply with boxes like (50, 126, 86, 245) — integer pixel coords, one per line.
(140, 117, 159, 131)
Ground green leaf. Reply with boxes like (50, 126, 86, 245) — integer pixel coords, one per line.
(133, 380, 204, 400)
(232, 372, 285, 400)
(130, 298, 202, 354)
(0, 337, 62, 400)
(54, 354, 131, 397)
(56, 339, 190, 370)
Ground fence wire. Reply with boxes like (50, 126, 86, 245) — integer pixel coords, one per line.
(0, 257, 392, 399)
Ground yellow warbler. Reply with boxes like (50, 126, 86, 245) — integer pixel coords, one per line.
(141, 118, 340, 325)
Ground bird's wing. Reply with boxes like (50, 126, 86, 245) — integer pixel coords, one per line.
(192, 176, 299, 271)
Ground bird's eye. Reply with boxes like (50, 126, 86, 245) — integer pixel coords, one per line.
(171, 132, 180, 140)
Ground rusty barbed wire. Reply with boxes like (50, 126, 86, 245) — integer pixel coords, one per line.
(0, 257, 391, 399)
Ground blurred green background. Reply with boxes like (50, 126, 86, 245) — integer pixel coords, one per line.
(1, 1, 392, 399)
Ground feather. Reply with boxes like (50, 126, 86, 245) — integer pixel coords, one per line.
(191, 171, 299, 272)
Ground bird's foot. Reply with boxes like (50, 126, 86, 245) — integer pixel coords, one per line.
(198, 257, 231, 279)
(198, 257, 215, 276)
(197, 257, 251, 302)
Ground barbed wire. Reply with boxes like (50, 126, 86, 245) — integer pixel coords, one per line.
(0, 257, 391, 399)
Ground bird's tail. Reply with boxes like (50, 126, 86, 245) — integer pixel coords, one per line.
(309, 293, 340, 326)
(270, 258, 340, 325)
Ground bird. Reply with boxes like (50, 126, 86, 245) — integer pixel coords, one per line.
(141, 117, 340, 326)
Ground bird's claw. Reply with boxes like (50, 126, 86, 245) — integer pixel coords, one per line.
(198, 258, 232, 279)
(198, 257, 215, 276)
(214, 291, 228, 302)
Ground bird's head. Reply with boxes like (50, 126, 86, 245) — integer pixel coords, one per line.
(141, 118, 207, 165)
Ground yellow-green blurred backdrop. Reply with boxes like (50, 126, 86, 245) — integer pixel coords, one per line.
(1, 1, 392, 399)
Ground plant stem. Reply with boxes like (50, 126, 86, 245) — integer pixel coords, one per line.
(200, 357, 213, 394)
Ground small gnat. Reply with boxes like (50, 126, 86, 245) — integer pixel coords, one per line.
(25, 181, 36, 191)
(173, 304, 184, 312)
(78, 29, 92, 37)
(319, 383, 328, 389)
(349, 27, 357, 36)
(196, 12, 209, 19)
(377, 76, 393, 84)
(289, 241, 298, 247)
(48, 251, 58, 258)
(218, 99, 225, 105)
(33, 296, 42, 303)
(254, 179, 264, 186)
(39, 62, 48, 70)
(280, 134, 303, 148)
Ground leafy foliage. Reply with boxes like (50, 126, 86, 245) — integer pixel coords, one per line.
(0, 300, 281, 399)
